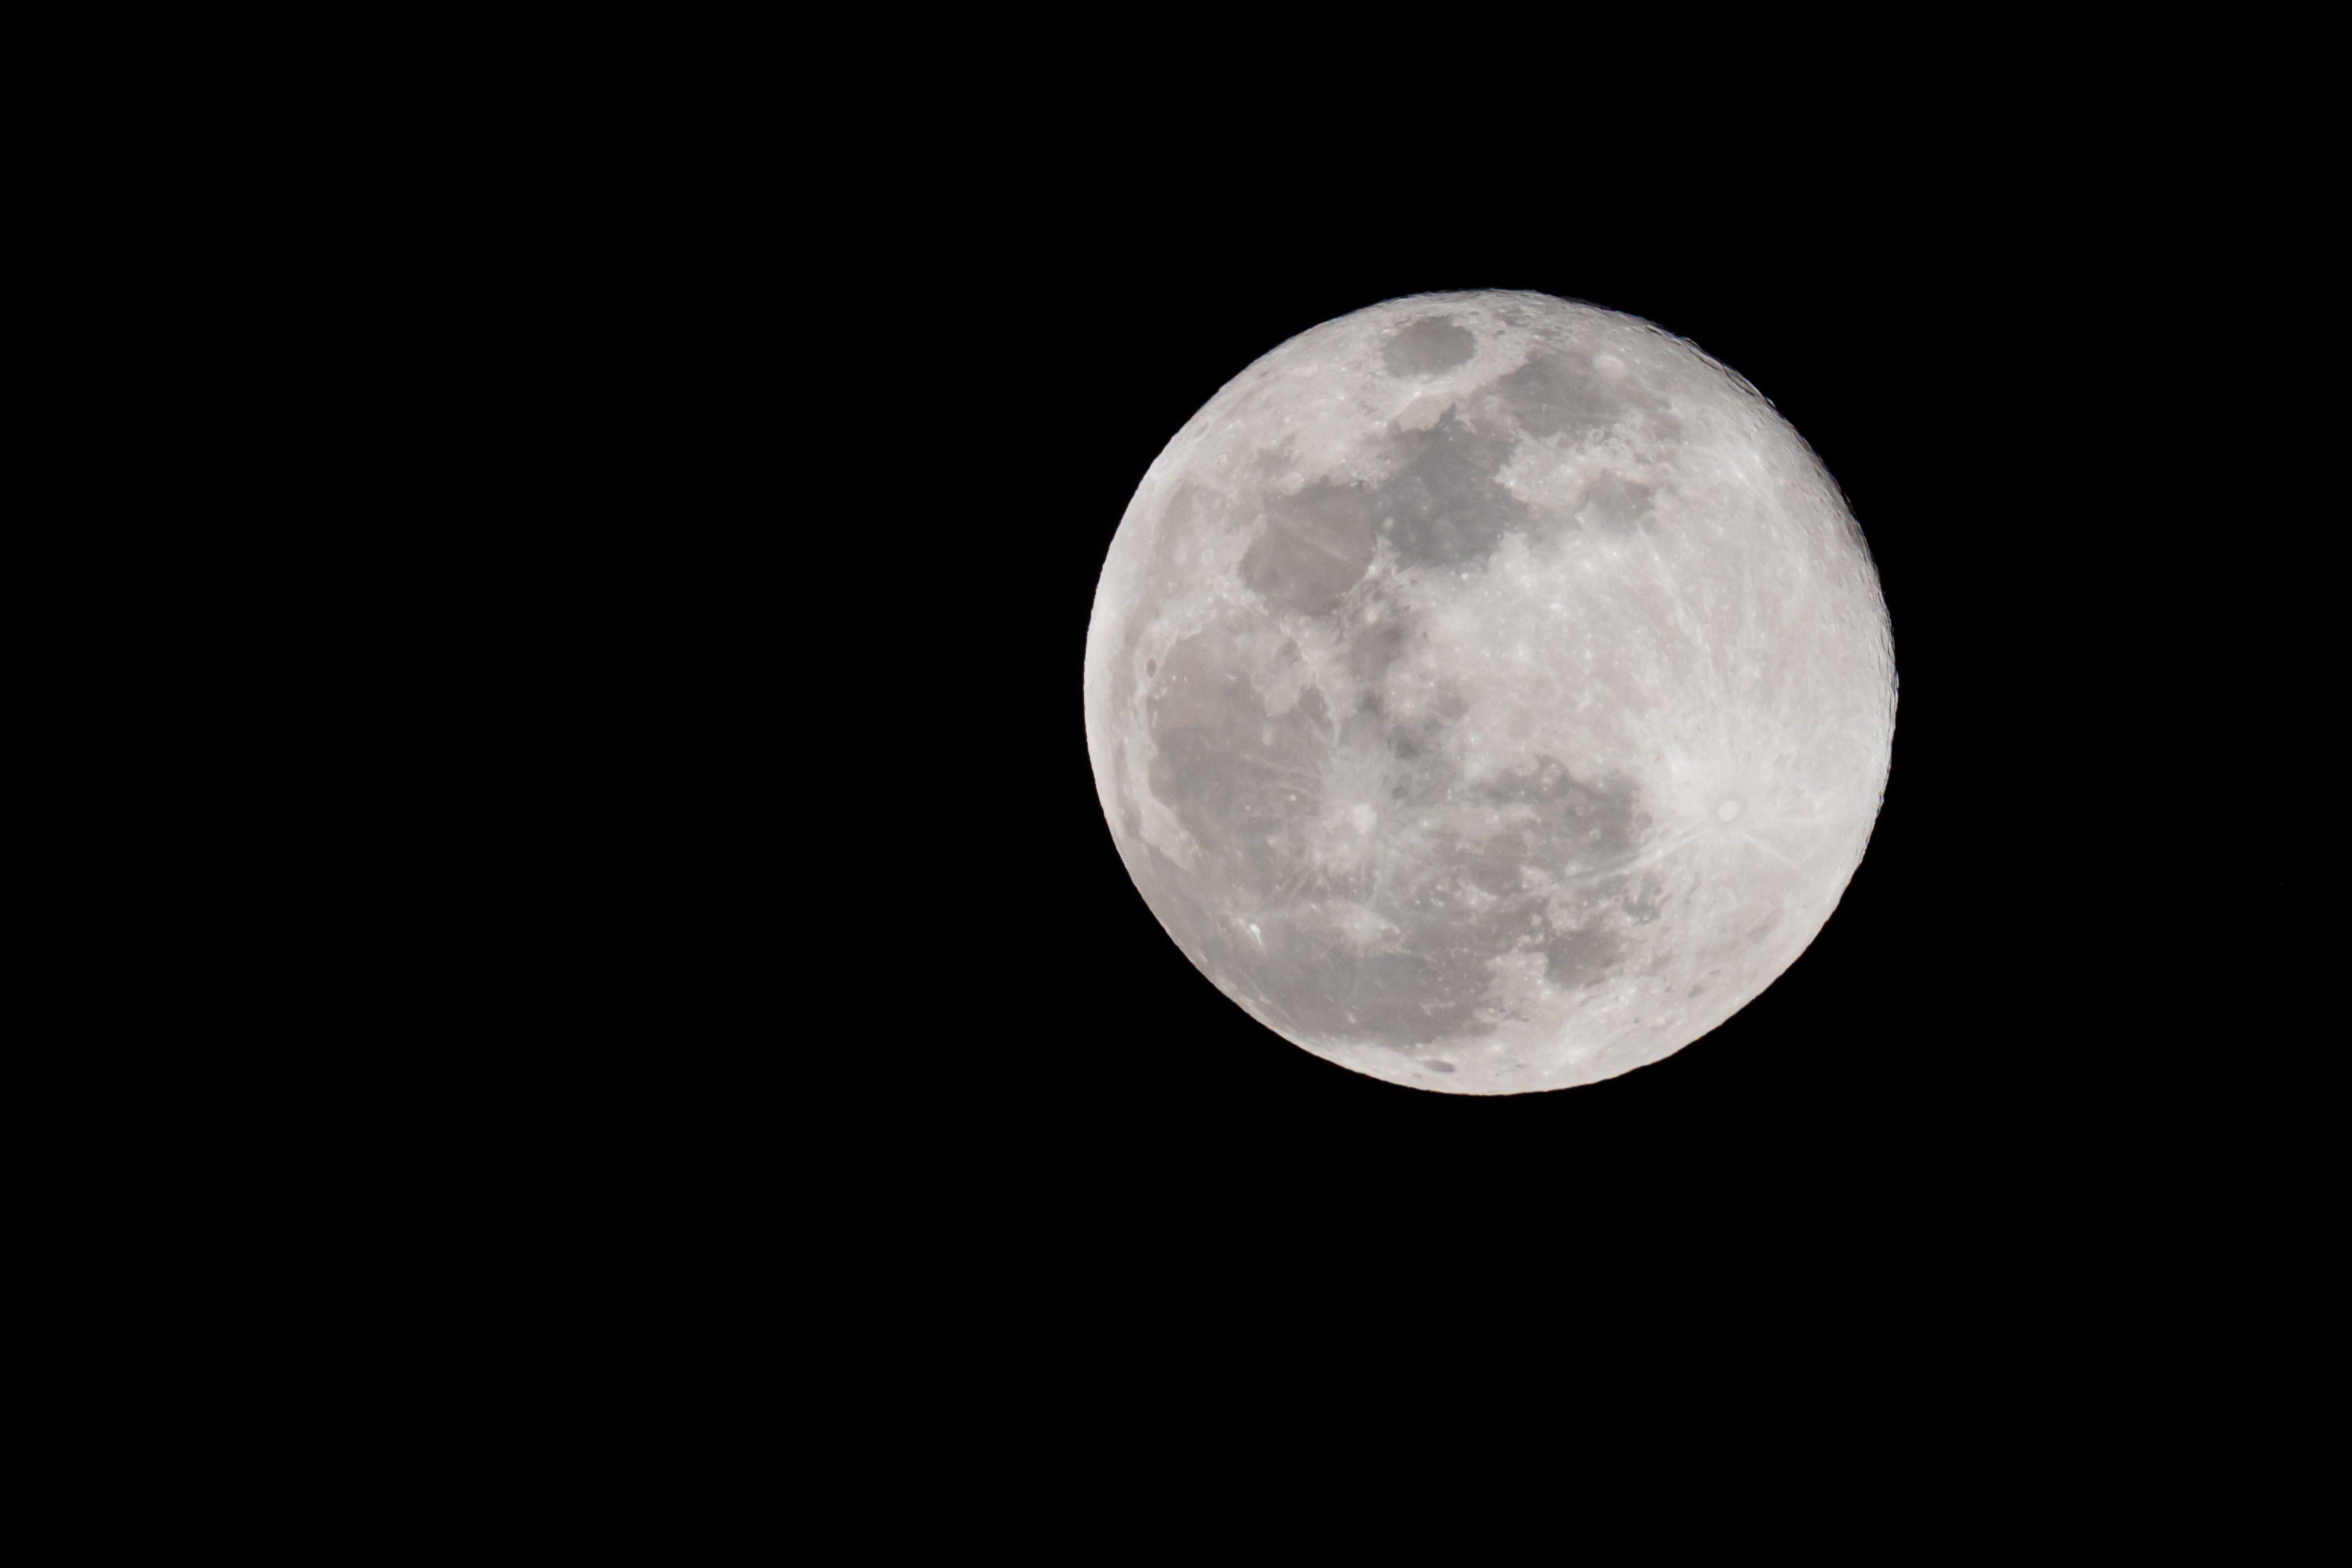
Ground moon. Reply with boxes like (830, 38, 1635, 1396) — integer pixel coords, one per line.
(1083, 291, 1894, 1094)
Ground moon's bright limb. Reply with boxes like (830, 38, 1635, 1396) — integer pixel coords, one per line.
(1083, 292, 1895, 1094)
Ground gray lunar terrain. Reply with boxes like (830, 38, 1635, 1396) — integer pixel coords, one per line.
(1084, 291, 1895, 1094)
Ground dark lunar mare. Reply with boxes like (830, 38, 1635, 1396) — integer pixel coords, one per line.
(1375, 409, 1530, 570)
(1242, 344, 1676, 620)
(1239, 481, 1378, 616)
(1144, 609, 1659, 1049)
(1381, 315, 1477, 376)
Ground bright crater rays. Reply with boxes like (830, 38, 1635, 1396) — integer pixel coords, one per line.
(1083, 291, 1895, 1095)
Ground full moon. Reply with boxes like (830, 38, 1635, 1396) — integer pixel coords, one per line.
(1083, 291, 1894, 1094)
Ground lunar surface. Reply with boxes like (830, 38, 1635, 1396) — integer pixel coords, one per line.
(1083, 291, 1894, 1094)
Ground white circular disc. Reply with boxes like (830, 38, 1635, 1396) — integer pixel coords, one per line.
(1084, 291, 1895, 1094)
